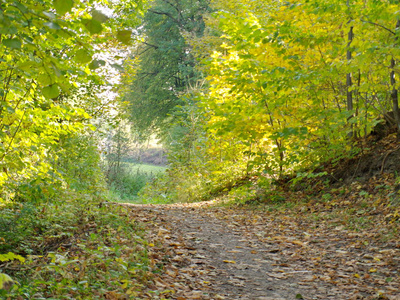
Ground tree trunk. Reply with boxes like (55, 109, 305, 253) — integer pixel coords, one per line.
(391, 19, 400, 135)
(347, 25, 354, 138)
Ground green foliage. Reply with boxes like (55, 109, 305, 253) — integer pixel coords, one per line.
(0, 0, 144, 204)
(290, 171, 328, 187)
(53, 0, 74, 15)
(57, 133, 106, 193)
(199, 0, 400, 177)
(219, 184, 257, 205)
(121, 0, 210, 136)
(0, 273, 13, 291)
(101, 120, 162, 201)
(0, 191, 101, 254)
(140, 90, 251, 202)
(107, 163, 162, 201)
(141, 158, 247, 203)
(0, 202, 41, 253)
(0, 0, 152, 296)
(0, 194, 154, 299)
(0, 252, 25, 263)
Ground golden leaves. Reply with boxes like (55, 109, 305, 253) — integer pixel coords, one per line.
(222, 260, 236, 264)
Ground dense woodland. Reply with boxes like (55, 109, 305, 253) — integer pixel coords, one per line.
(1, 0, 400, 298)
(130, 0, 400, 202)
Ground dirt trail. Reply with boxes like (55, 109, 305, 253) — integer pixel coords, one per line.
(122, 202, 400, 300)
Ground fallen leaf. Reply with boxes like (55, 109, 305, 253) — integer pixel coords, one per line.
(223, 260, 236, 264)
(369, 268, 377, 273)
(267, 273, 287, 279)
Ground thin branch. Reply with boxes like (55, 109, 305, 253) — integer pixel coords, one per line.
(148, 9, 182, 28)
(137, 47, 154, 56)
(161, 0, 180, 15)
(0, 110, 27, 162)
(162, 0, 184, 23)
(360, 19, 395, 35)
(142, 42, 159, 49)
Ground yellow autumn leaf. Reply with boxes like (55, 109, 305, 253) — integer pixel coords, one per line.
(120, 280, 129, 289)
(223, 260, 236, 264)
(369, 268, 377, 273)
(126, 288, 138, 296)
(291, 240, 305, 246)
(353, 273, 361, 278)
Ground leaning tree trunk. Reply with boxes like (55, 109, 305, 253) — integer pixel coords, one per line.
(391, 19, 400, 135)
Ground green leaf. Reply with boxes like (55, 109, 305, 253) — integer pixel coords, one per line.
(295, 294, 304, 299)
(14, 2, 28, 14)
(37, 73, 52, 86)
(17, 61, 34, 71)
(89, 59, 106, 70)
(43, 84, 60, 99)
(0, 273, 13, 290)
(53, 0, 74, 15)
(0, 25, 17, 35)
(111, 63, 124, 72)
(92, 9, 109, 23)
(43, 11, 56, 20)
(116, 30, 132, 44)
(44, 21, 61, 30)
(83, 18, 103, 34)
(51, 62, 62, 77)
(74, 49, 92, 64)
(0, 252, 25, 263)
(2, 38, 21, 49)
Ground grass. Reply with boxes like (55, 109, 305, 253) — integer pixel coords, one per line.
(126, 163, 167, 175)
(107, 163, 167, 204)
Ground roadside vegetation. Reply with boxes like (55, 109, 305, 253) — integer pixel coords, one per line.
(106, 162, 166, 203)
(0, 0, 161, 297)
(1, 195, 155, 298)
(1, 0, 400, 298)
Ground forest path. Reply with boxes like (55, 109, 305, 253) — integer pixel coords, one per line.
(121, 201, 400, 300)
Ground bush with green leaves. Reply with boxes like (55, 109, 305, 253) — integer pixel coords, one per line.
(0, 193, 154, 299)
(109, 166, 148, 200)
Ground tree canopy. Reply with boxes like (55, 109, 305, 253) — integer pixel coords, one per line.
(134, 0, 400, 201)
(121, 0, 210, 137)
(0, 0, 143, 201)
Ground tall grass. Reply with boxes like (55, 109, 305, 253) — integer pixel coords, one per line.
(106, 163, 166, 202)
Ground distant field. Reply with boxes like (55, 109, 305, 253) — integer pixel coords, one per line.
(124, 162, 167, 175)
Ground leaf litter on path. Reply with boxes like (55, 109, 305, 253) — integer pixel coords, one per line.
(122, 201, 400, 300)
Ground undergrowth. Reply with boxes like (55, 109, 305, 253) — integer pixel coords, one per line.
(105, 163, 165, 202)
(0, 192, 158, 299)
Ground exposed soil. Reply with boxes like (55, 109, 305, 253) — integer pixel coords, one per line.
(123, 201, 400, 300)
(324, 134, 400, 185)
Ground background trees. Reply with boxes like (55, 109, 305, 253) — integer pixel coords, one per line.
(133, 0, 400, 202)
(122, 0, 210, 137)
(4, 0, 394, 205)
